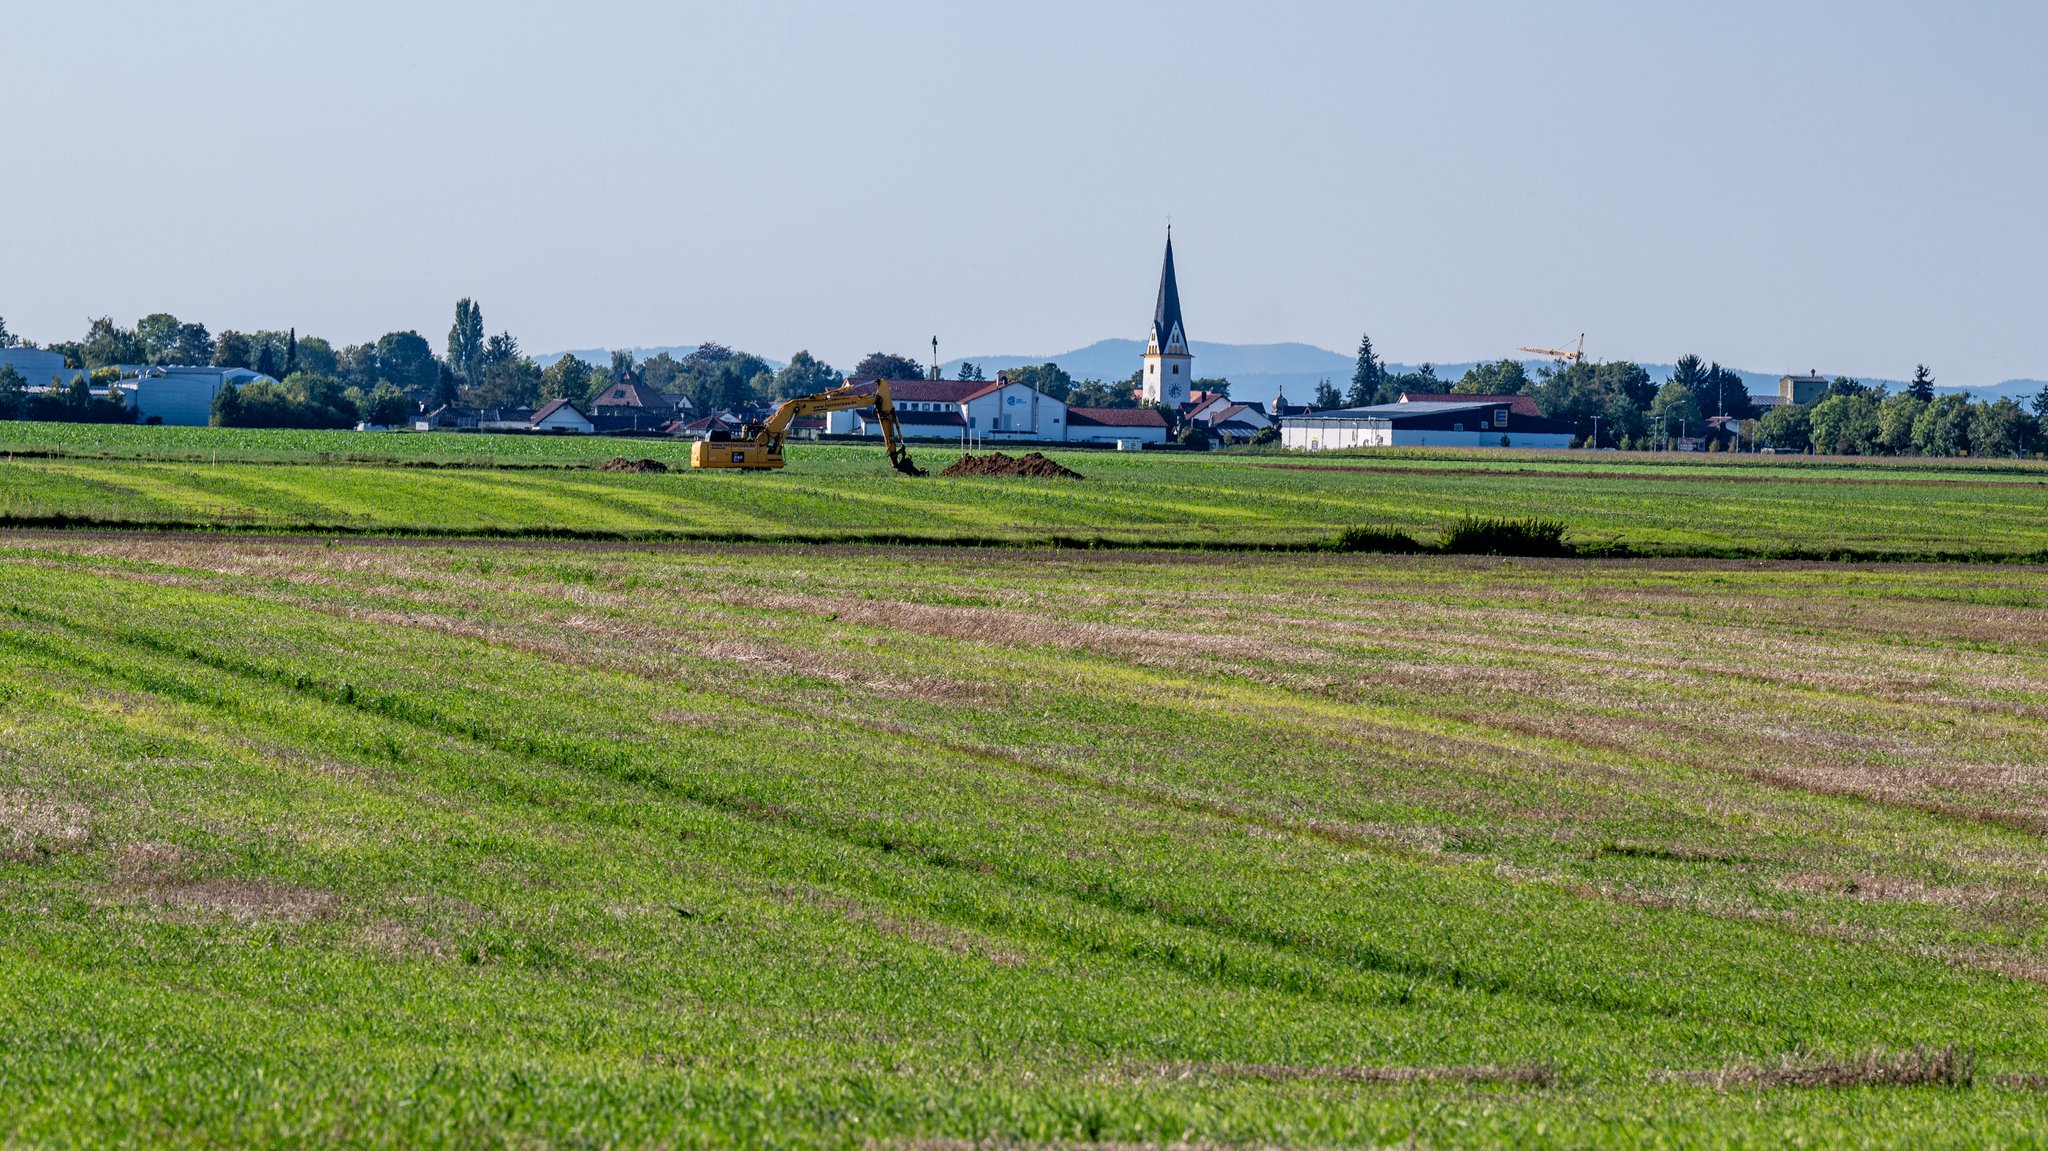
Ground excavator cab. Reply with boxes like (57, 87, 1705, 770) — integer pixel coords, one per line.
(688, 381, 923, 475)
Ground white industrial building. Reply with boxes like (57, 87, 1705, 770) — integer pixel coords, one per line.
(827, 377, 1168, 445)
(0, 347, 84, 390)
(1281, 401, 1577, 451)
(119, 366, 276, 426)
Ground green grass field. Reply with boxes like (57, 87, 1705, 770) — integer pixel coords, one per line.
(3, 423, 2048, 558)
(7, 534, 2048, 1148)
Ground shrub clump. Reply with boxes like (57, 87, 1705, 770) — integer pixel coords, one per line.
(1438, 515, 1572, 557)
(1331, 525, 1423, 554)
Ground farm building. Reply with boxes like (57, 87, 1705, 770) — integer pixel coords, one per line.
(827, 377, 1074, 441)
(1066, 406, 1169, 445)
(1280, 401, 1576, 450)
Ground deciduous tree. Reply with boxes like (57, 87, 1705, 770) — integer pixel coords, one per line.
(773, 350, 842, 399)
(0, 364, 24, 419)
(1755, 404, 1812, 452)
(213, 330, 255, 370)
(1809, 393, 1881, 455)
(1649, 381, 1703, 442)
(81, 317, 144, 369)
(1911, 393, 1971, 455)
(1876, 393, 1924, 454)
(373, 331, 441, 397)
(540, 355, 599, 406)
(1312, 379, 1343, 409)
(1452, 359, 1528, 395)
(1971, 397, 2029, 458)
(448, 299, 485, 385)
(852, 352, 924, 380)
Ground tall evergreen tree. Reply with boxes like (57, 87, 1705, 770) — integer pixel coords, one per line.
(447, 299, 485, 385)
(1908, 364, 1936, 403)
(285, 328, 298, 377)
(2032, 382, 2048, 424)
(1312, 379, 1343, 409)
(1346, 333, 1383, 407)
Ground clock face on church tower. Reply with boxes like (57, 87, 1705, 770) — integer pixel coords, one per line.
(1167, 381, 1183, 401)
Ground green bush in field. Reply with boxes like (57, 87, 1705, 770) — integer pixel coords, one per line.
(1439, 515, 1572, 556)
(1331, 525, 1422, 553)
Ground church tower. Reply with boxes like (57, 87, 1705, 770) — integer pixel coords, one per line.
(1141, 229, 1192, 406)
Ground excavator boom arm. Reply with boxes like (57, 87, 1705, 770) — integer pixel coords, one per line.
(747, 381, 923, 475)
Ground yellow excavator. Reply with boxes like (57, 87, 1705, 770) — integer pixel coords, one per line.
(688, 380, 923, 474)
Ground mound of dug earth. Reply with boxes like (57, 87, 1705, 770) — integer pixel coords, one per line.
(598, 457, 669, 473)
(939, 451, 1084, 479)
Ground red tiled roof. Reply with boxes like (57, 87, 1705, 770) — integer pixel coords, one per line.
(852, 378, 1020, 404)
(1068, 407, 1168, 428)
(1400, 392, 1541, 417)
(854, 407, 966, 428)
(851, 378, 980, 404)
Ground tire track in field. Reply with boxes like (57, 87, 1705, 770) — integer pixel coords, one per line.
(0, 593, 1714, 1023)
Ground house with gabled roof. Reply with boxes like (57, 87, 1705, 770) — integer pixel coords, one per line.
(589, 372, 678, 431)
(530, 398, 595, 434)
(826, 375, 1072, 441)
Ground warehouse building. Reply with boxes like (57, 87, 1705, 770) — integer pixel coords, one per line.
(1281, 401, 1576, 451)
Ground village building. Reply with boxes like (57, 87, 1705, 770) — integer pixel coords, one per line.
(827, 376, 1069, 441)
(1776, 373, 1830, 406)
(1066, 406, 1169, 445)
(588, 372, 679, 432)
(1280, 400, 1576, 451)
(415, 404, 592, 433)
(529, 398, 595, 433)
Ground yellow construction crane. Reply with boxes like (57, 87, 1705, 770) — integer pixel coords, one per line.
(689, 380, 924, 474)
(1518, 333, 1586, 364)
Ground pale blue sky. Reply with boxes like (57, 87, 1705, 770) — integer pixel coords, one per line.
(5, 1, 2044, 382)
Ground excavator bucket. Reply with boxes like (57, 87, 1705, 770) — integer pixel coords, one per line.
(892, 451, 925, 477)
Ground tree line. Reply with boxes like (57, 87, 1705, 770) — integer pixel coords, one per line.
(0, 306, 966, 429)
(1312, 333, 2048, 456)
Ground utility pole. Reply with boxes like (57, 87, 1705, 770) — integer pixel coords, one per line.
(1590, 415, 1602, 450)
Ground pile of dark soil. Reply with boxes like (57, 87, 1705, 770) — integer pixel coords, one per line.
(938, 451, 1084, 479)
(598, 457, 669, 473)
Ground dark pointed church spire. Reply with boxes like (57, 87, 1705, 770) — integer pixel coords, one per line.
(1150, 228, 1186, 353)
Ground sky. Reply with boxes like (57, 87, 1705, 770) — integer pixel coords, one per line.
(5, 0, 2045, 383)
